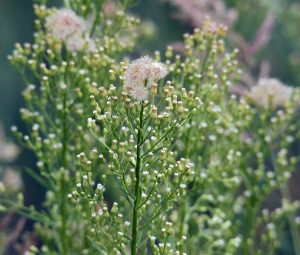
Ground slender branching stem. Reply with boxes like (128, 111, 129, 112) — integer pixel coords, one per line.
(131, 103, 144, 255)
(270, 145, 300, 255)
(281, 185, 300, 255)
(60, 89, 68, 255)
(240, 195, 257, 255)
(178, 122, 192, 253)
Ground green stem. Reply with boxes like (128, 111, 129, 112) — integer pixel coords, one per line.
(131, 103, 144, 255)
(178, 195, 187, 234)
(60, 90, 68, 255)
(90, 0, 104, 37)
(178, 126, 191, 253)
(60, 173, 68, 255)
(281, 185, 300, 255)
(240, 196, 257, 255)
(270, 146, 300, 255)
(178, 195, 187, 255)
(162, 234, 169, 254)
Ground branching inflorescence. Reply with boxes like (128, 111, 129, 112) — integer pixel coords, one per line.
(74, 56, 198, 254)
(2, 1, 300, 255)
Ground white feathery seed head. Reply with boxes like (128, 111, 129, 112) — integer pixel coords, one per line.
(129, 85, 149, 101)
(124, 56, 168, 101)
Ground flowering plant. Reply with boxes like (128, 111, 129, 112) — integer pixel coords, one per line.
(2, 1, 300, 255)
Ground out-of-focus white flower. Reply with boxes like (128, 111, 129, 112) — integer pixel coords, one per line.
(247, 78, 293, 108)
(46, 8, 98, 53)
(0, 143, 19, 162)
(46, 8, 85, 41)
(124, 56, 168, 101)
(3, 168, 22, 191)
(0, 125, 19, 162)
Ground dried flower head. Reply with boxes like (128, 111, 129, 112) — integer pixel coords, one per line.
(124, 56, 168, 100)
(46, 8, 85, 41)
(247, 78, 293, 108)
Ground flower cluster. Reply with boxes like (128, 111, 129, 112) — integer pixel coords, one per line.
(69, 58, 199, 253)
(45, 8, 85, 40)
(46, 8, 95, 52)
(161, 21, 300, 255)
(5, 1, 143, 254)
(124, 56, 168, 100)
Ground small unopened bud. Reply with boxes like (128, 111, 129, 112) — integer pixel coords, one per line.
(87, 118, 96, 128)
(176, 101, 184, 113)
(151, 106, 158, 119)
(118, 142, 126, 153)
(165, 221, 173, 234)
(160, 147, 168, 160)
(121, 92, 128, 103)
(111, 202, 119, 213)
(111, 140, 118, 151)
(166, 46, 173, 58)
(150, 83, 158, 96)
(99, 86, 108, 97)
(109, 69, 115, 80)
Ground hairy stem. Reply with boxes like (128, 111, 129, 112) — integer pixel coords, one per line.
(131, 103, 144, 255)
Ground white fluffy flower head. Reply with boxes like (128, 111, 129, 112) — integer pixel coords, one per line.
(124, 56, 168, 101)
(129, 85, 149, 101)
(46, 8, 85, 41)
(247, 78, 293, 108)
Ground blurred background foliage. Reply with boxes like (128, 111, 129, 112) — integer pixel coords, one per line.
(1, 0, 300, 131)
(0, 0, 300, 254)
(2, 0, 300, 131)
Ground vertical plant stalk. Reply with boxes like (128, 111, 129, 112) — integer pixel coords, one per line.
(90, 0, 104, 37)
(281, 182, 300, 255)
(177, 43, 212, 252)
(178, 194, 187, 255)
(60, 172, 68, 255)
(240, 197, 257, 255)
(60, 89, 68, 255)
(271, 147, 300, 255)
(178, 112, 196, 253)
(131, 103, 144, 255)
(178, 128, 191, 251)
